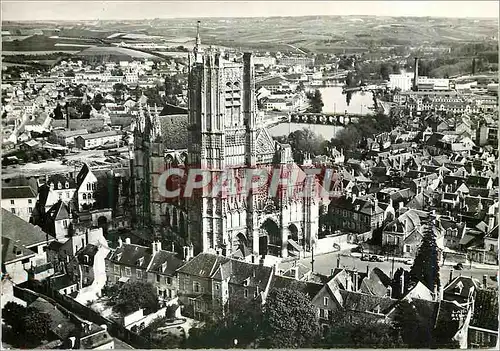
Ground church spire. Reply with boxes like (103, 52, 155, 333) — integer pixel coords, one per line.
(195, 20, 201, 48)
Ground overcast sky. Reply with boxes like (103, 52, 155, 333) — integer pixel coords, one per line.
(2, 1, 499, 21)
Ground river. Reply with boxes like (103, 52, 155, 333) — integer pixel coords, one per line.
(319, 86, 375, 115)
(267, 87, 374, 139)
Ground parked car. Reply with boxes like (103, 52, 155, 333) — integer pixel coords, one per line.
(370, 255, 384, 262)
(404, 259, 414, 265)
(454, 263, 464, 270)
(361, 254, 370, 261)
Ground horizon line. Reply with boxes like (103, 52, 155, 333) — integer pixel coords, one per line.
(3, 13, 499, 22)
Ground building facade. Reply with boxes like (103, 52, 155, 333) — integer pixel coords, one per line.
(132, 25, 325, 260)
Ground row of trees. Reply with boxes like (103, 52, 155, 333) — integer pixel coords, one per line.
(185, 285, 457, 349)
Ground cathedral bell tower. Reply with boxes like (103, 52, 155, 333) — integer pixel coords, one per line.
(186, 22, 258, 254)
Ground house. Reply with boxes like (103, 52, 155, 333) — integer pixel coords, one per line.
(67, 244, 99, 287)
(1, 185, 37, 222)
(75, 164, 98, 211)
(175, 252, 275, 319)
(1, 208, 54, 284)
(441, 218, 466, 250)
(468, 288, 499, 348)
(382, 209, 431, 257)
(326, 195, 385, 234)
(47, 273, 79, 295)
(74, 130, 121, 150)
(44, 200, 78, 241)
(105, 240, 183, 303)
(443, 276, 480, 306)
(52, 129, 89, 146)
(36, 174, 77, 210)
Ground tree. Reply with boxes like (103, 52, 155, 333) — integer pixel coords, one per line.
(319, 311, 406, 348)
(23, 307, 52, 343)
(109, 281, 159, 315)
(306, 89, 324, 113)
(2, 303, 52, 347)
(409, 218, 441, 291)
(287, 128, 327, 160)
(392, 300, 435, 348)
(259, 288, 320, 348)
(2, 301, 26, 333)
(185, 297, 262, 349)
(379, 63, 392, 81)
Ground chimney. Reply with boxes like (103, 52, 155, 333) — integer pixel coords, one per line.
(483, 274, 487, 288)
(413, 57, 419, 91)
(366, 265, 369, 275)
(171, 242, 175, 253)
(353, 271, 359, 292)
(125, 238, 131, 245)
(472, 58, 476, 75)
(400, 273, 405, 296)
(387, 286, 393, 298)
(118, 237, 123, 248)
(449, 269, 454, 284)
(152, 240, 162, 255)
(69, 336, 76, 349)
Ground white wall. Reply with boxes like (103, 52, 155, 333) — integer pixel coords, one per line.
(1, 197, 36, 222)
(78, 171, 98, 210)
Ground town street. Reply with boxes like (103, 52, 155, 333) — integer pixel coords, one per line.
(296, 250, 498, 288)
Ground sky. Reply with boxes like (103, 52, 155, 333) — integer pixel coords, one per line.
(2, 1, 499, 21)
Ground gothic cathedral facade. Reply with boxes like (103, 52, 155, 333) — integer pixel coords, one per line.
(132, 24, 325, 261)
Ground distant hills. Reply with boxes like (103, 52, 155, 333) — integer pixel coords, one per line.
(2, 15, 498, 54)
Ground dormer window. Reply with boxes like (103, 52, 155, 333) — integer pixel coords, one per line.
(57, 182, 62, 189)
(65, 182, 70, 189)
(161, 262, 167, 272)
(137, 257, 144, 266)
(243, 278, 250, 287)
(116, 253, 123, 261)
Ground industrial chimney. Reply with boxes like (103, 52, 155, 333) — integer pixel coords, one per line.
(472, 58, 476, 75)
(413, 57, 419, 91)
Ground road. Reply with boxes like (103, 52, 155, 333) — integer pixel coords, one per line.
(113, 338, 135, 349)
(297, 250, 498, 288)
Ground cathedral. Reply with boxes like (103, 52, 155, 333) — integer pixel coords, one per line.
(132, 22, 327, 261)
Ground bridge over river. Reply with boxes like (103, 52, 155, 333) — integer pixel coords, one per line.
(288, 112, 367, 126)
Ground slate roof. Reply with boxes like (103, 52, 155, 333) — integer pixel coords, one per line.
(42, 174, 77, 189)
(213, 259, 274, 292)
(176, 252, 226, 278)
(466, 176, 491, 188)
(50, 274, 77, 290)
(339, 290, 397, 315)
(77, 130, 121, 140)
(443, 276, 481, 302)
(159, 103, 188, 116)
(106, 243, 153, 270)
(1, 185, 37, 199)
(470, 288, 499, 330)
(29, 297, 77, 340)
(360, 267, 391, 297)
(148, 250, 184, 276)
(269, 275, 323, 299)
(2, 236, 36, 263)
(77, 244, 99, 266)
(46, 200, 75, 221)
(329, 196, 384, 215)
(2, 208, 51, 248)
